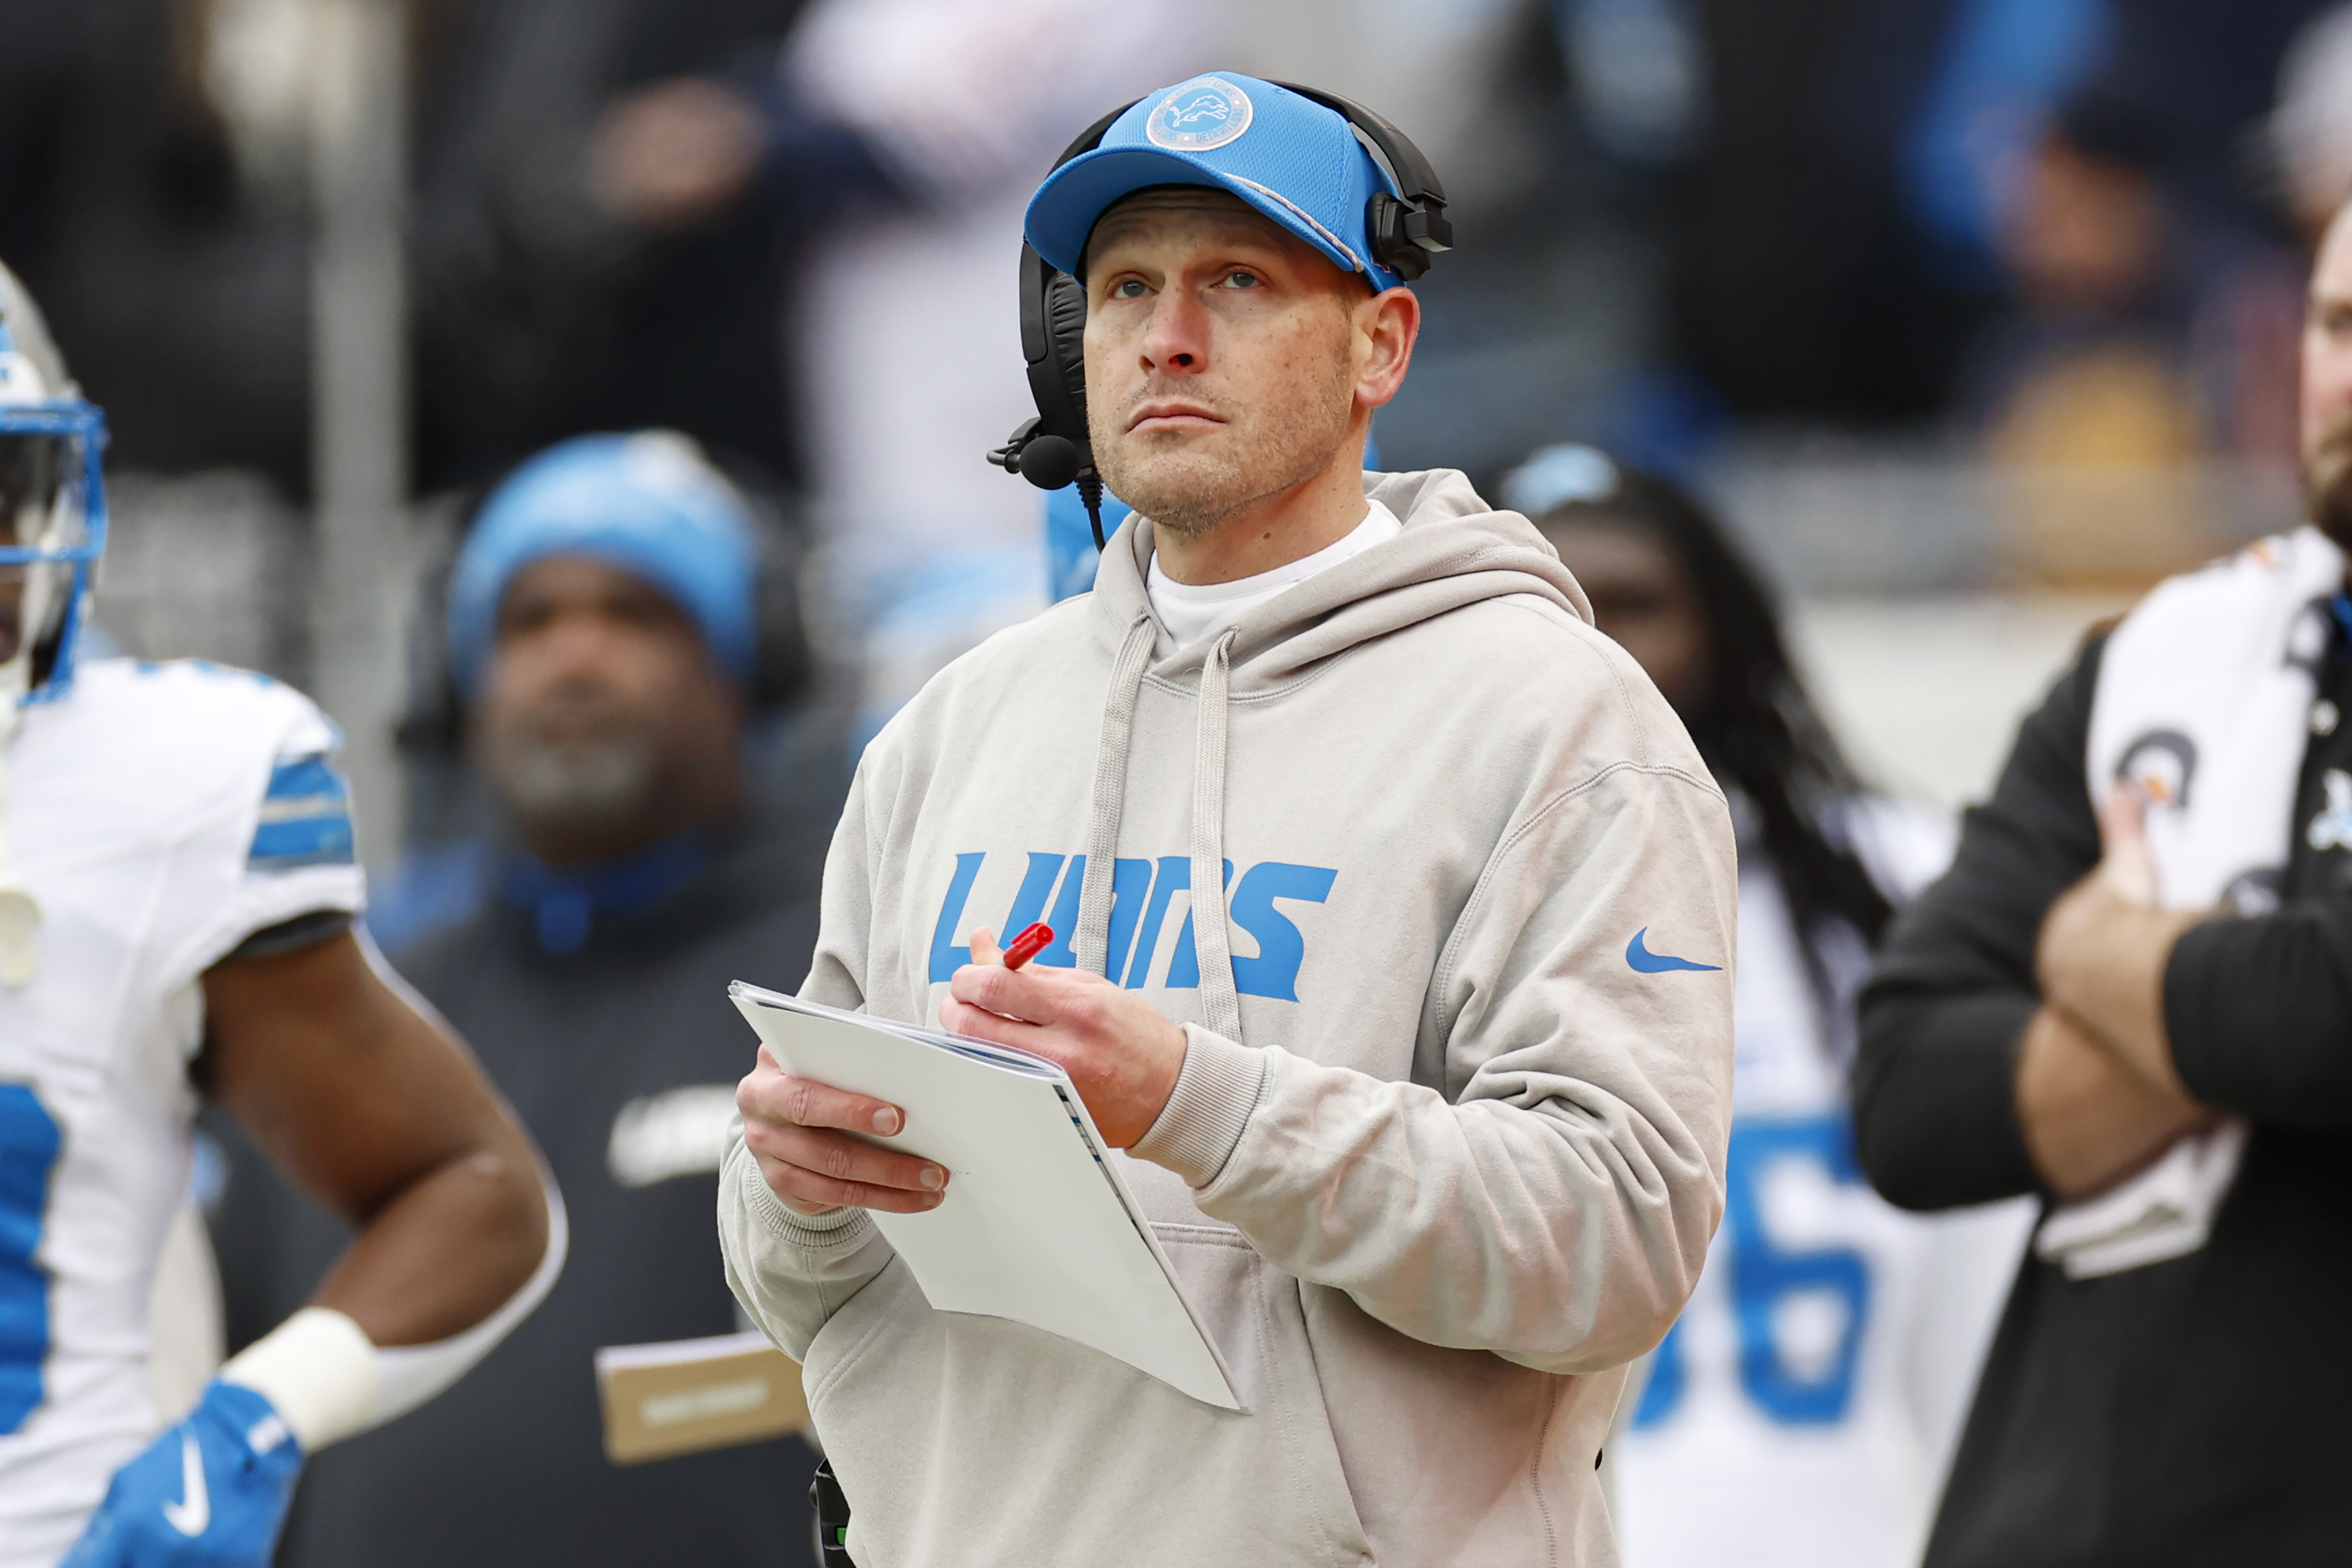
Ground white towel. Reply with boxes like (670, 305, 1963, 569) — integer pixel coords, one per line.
(2039, 529, 2344, 1279)
(2033, 1119, 2250, 1279)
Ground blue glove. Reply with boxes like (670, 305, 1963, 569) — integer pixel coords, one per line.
(64, 1381, 305, 1567)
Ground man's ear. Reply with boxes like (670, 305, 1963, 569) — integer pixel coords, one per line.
(1355, 286, 1419, 412)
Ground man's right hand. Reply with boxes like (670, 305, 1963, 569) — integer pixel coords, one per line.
(737, 1045, 948, 1215)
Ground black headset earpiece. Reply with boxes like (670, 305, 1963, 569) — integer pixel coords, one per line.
(987, 86, 1449, 552)
(1000, 247, 1093, 496)
(988, 100, 1140, 549)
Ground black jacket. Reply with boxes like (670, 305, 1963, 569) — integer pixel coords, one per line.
(211, 812, 828, 1568)
(1856, 629, 2352, 1566)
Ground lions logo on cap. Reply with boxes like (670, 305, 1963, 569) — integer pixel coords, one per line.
(1146, 76, 1254, 152)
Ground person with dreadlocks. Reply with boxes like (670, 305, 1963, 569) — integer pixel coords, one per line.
(1508, 445, 2031, 1568)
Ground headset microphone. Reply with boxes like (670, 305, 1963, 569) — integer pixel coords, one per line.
(1009, 433, 1084, 491)
(987, 101, 1136, 551)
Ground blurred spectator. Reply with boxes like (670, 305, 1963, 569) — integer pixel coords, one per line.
(1939, 9, 2333, 586)
(1659, 0, 1982, 424)
(1974, 0, 2330, 480)
(1963, 106, 2206, 489)
(208, 433, 837, 1567)
(406, 0, 900, 493)
(1509, 445, 2028, 1568)
(0, 0, 310, 486)
(1905, 0, 2114, 282)
(2060, 0, 2334, 235)
(1952, 103, 2305, 582)
(806, 0, 1329, 745)
(1575, 0, 2328, 444)
(1997, 101, 2303, 470)
(1909, 0, 2333, 270)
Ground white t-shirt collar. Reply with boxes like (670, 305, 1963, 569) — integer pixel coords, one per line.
(1145, 500, 1404, 650)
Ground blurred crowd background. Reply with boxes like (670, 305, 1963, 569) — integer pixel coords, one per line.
(19, 0, 2352, 830)
(13, 0, 2352, 1559)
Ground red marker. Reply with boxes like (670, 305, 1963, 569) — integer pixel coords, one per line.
(1001, 922, 1054, 971)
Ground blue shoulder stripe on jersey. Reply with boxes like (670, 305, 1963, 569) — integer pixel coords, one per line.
(250, 755, 356, 871)
(265, 756, 349, 804)
(249, 814, 356, 870)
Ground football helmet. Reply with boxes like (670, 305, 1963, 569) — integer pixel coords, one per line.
(0, 259, 107, 705)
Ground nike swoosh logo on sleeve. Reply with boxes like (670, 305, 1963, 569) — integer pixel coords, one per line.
(1625, 928, 1722, 974)
(162, 1432, 209, 1537)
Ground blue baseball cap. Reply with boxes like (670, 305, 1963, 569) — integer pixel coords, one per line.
(1025, 73, 1410, 293)
(448, 432, 759, 697)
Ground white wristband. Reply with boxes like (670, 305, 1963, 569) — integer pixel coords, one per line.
(219, 1306, 380, 1452)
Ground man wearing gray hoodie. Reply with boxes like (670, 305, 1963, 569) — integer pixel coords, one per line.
(721, 73, 1737, 1567)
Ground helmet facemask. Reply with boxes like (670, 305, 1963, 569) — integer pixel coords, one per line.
(1, 432, 67, 672)
(0, 395, 106, 706)
(0, 259, 108, 987)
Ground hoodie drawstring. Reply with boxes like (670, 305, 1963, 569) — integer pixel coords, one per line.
(1187, 630, 1244, 1039)
(1071, 615, 1247, 1042)
(1072, 614, 1156, 978)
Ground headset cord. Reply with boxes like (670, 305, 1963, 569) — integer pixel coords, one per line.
(1078, 472, 1106, 551)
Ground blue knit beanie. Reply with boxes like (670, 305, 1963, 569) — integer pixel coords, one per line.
(447, 432, 758, 696)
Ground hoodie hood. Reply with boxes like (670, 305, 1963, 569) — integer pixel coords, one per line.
(1094, 469, 1593, 686)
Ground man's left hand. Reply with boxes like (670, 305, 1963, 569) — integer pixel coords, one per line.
(941, 929, 1190, 1148)
(2036, 785, 2210, 1096)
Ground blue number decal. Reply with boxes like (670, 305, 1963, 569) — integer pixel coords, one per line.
(1726, 1118, 1869, 1424)
(0, 1084, 62, 1434)
(1630, 1114, 1870, 1430)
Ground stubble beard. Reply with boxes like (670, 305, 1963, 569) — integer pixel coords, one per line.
(487, 728, 657, 837)
(1093, 349, 1356, 541)
(2308, 407, 2352, 552)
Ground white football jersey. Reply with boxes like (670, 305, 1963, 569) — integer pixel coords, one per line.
(1610, 800, 2034, 1568)
(0, 660, 364, 1566)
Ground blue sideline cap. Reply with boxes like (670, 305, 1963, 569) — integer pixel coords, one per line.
(448, 431, 758, 696)
(1025, 73, 1410, 293)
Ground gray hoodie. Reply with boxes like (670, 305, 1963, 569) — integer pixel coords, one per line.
(719, 470, 1737, 1567)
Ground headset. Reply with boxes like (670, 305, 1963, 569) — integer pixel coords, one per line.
(986, 85, 1451, 550)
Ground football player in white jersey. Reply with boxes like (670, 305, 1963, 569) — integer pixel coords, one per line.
(0, 261, 566, 1568)
(1514, 446, 2033, 1568)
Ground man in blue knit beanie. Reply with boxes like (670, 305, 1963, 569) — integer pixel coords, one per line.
(447, 430, 762, 882)
(211, 430, 837, 1568)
